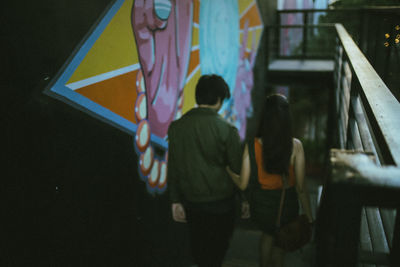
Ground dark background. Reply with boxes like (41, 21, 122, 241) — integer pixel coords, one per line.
(3, 1, 191, 266)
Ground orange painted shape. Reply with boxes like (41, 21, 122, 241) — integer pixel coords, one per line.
(240, 5, 262, 29)
(193, 0, 200, 24)
(76, 70, 138, 124)
(188, 49, 200, 75)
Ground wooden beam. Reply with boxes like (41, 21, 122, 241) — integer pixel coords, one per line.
(329, 150, 400, 199)
(335, 24, 400, 166)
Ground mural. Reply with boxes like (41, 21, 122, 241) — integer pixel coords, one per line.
(45, 0, 263, 194)
(280, 0, 314, 56)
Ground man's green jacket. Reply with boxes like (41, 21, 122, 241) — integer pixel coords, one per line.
(167, 107, 242, 204)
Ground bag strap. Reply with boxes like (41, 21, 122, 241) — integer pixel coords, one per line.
(276, 173, 288, 228)
(247, 138, 260, 189)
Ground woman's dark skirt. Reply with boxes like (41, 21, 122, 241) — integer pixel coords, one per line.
(249, 186, 299, 235)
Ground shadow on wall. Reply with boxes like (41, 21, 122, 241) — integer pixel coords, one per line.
(4, 0, 266, 266)
(44, 0, 264, 195)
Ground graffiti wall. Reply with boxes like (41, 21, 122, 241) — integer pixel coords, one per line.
(279, 0, 314, 55)
(46, 0, 263, 194)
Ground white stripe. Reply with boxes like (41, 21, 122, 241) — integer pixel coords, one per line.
(66, 63, 141, 90)
(193, 23, 199, 28)
(239, 25, 263, 33)
(185, 65, 200, 84)
(191, 45, 200, 51)
(240, 1, 255, 18)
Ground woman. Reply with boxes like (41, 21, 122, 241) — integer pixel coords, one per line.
(228, 94, 313, 267)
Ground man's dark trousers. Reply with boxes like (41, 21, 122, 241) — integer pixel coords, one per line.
(186, 202, 236, 267)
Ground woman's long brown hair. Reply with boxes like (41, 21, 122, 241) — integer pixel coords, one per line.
(257, 94, 293, 175)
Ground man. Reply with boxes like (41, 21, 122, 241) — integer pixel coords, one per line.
(167, 74, 242, 267)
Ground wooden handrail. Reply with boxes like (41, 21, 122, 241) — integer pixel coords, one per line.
(267, 20, 400, 166)
(277, 7, 400, 13)
(265, 23, 336, 28)
(335, 23, 400, 166)
(317, 23, 400, 267)
(278, 8, 358, 13)
(330, 150, 400, 190)
(317, 150, 400, 266)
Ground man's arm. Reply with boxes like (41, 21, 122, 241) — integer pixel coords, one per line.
(167, 125, 186, 223)
(226, 144, 250, 190)
(167, 125, 180, 203)
(226, 126, 242, 174)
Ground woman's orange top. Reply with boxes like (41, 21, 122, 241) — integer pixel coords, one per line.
(254, 138, 296, 189)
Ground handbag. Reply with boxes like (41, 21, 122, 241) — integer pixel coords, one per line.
(274, 174, 312, 252)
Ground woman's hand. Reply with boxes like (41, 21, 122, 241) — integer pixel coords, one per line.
(241, 201, 250, 219)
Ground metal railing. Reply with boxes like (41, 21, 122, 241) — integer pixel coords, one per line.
(264, 7, 400, 265)
(265, 24, 336, 60)
(317, 150, 400, 266)
(268, 7, 400, 100)
(333, 23, 400, 166)
(315, 23, 400, 266)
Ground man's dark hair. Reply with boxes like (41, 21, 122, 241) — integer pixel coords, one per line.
(195, 74, 230, 105)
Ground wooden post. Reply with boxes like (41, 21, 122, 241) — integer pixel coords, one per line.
(275, 11, 281, 58)
(391, 209, 400, 266)
(318, 149, 400, 266)
(265, 27, 270, 68)
(317, 150, 364, 266)
(302, 11, 308, 58)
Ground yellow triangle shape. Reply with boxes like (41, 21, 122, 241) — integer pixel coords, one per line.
(68, 0, 138, 84)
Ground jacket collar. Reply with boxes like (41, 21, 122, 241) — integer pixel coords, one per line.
(188, 107, 218, 115)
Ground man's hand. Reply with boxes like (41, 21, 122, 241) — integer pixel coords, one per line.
(172, 203, 187, 223)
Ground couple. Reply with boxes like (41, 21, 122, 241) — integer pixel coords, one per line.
(167, 74, 313, 267)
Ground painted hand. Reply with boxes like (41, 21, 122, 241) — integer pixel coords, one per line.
(233, 20, 256, 140)
(132, 0, 193, 138)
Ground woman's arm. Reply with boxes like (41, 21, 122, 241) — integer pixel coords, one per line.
(294, 139, 313, 223)
(226, 144, 250, 191)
